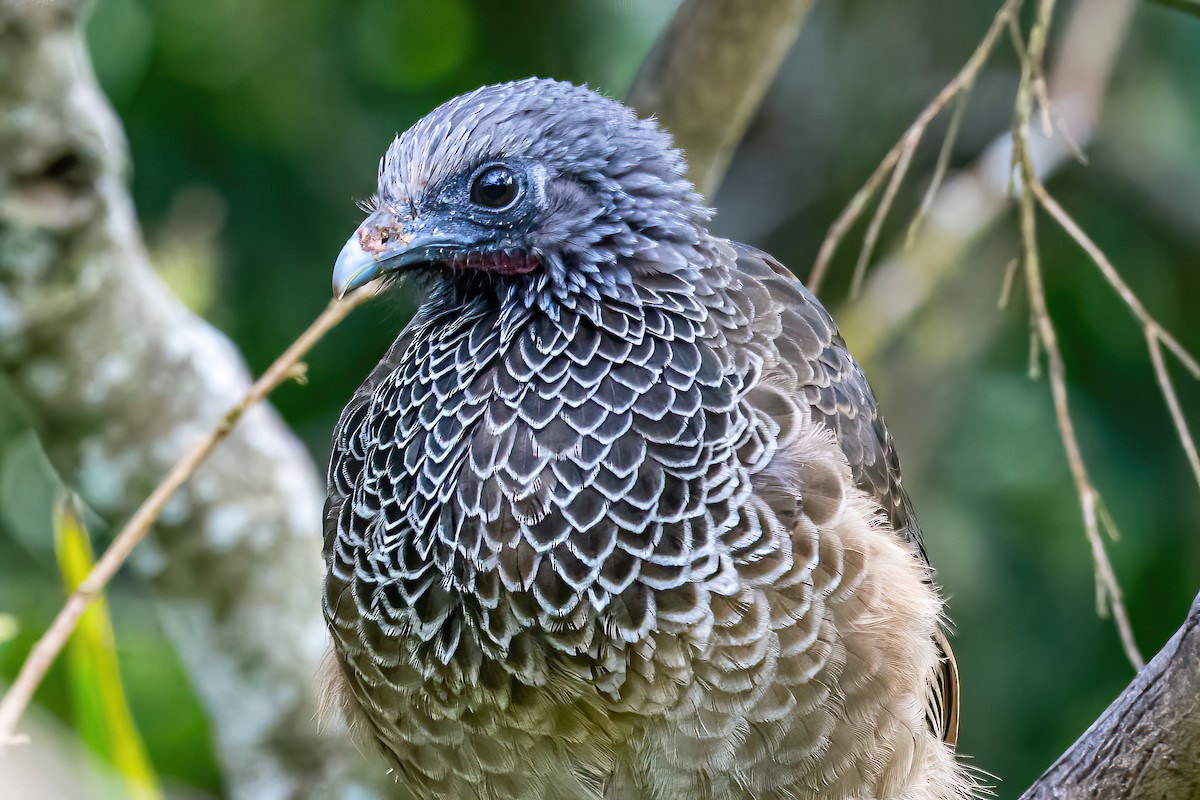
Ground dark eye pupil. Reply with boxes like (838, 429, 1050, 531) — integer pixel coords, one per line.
(471, 167, 517, 208)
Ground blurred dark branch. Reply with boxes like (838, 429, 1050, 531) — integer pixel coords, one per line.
(0, 2, 372, 796)
(626, 0, 813, 198)
(1019, 592, 1200, 799)
(1147, 0, 1200, 18)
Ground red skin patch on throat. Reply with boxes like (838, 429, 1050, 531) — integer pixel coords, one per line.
(452, 250, 541, 276)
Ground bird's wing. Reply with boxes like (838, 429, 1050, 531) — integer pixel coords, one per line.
(730, 241, 925, 557)
(730, 241, 959, 745)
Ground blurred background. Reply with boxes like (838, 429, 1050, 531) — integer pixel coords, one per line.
(1, 0, 1198, 797)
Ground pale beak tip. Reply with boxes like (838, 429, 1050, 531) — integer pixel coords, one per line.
(332, 234, 380, 299)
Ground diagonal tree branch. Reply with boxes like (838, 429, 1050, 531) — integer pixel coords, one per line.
(1147, 0, 1200, 18)
(0, 288, 375, 755)
(835, 0, 1135, 365)
(819, 0, 1154, 671)
(1019, 592, 1200, 799)
(626, 0, 814, 199)
(1011, 0, 1146, 672)
(806, 0, 1022, 297)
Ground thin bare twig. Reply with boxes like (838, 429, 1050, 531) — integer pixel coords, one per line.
(1030, 182, 1200, 379)
(1008, 0, 1089, 165)
(1026, 177, 1200, 499)
(836, 0, 1133, 371)
(1012, 0, 1144, 671)
(851, 130, 918, 297)
(1028, 324, 1042, 380)
(1016, 196, 1143, 669)
(807, 0, 1022, 295)
(1027, 0, 1058, 91)
(998, 256, 1020, 310)
(1147, 329, 1200, 494)
(0, 287, 378, 752)
(1005, 15, 1052, 138)
(1096, 498, 1122, 545)
(905, 89, 972, 250)
(1023, 0, 1088, 165)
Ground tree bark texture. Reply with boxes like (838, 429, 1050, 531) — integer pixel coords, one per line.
(626, 0, 813, 199)
(1020, 593, 1200, 799)
(0, 3, 370, 798)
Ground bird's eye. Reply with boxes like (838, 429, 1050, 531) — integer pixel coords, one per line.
(470, 166, 518, 209)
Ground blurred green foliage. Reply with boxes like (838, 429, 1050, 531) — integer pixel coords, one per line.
(2, 0, 1199, 797)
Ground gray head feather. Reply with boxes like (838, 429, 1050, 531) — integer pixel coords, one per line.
(374, 78, 710, 310)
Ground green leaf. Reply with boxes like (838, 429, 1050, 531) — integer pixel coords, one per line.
(54, 495, 164, 800)
(0, 613, 17, 645)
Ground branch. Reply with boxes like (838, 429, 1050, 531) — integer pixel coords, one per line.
(809, 0, 1155, 669)
(1019, 592, 1200, 798)
(1014, 166, 1144, 669)
(1012, 0, 1144, 671)
(626, 0, 813, 198)
(806, 0, 1022, 296)
(0, 3, 372, 796)
(0, 0, 813, 793)
(1146, 0, 1200, 18)
(0, 287, 375, 753)
(1008, 0, 1200, 673)
(1146, 331, 1200, 494)
(833, 0, 1135, 365)
(1029, 182, 1200, 495)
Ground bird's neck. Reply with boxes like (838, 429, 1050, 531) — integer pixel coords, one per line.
(367, 255, 728, 568)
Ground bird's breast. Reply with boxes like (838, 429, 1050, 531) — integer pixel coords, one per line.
(330, 296, 782, 681)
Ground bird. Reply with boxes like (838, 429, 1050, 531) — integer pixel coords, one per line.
(320, 78, 971, 800)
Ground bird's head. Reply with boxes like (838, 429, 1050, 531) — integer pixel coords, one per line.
(332, 79, 708, 306)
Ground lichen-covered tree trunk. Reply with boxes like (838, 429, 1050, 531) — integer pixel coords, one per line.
(0, 4, 369, 798)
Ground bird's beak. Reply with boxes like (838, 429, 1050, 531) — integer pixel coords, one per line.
(332, 223, 465, 298)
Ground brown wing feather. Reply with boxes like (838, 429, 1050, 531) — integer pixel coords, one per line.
(731, 241, 959, 746)
(934, 630, 961, 746)
(732, 243, 928, 560)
